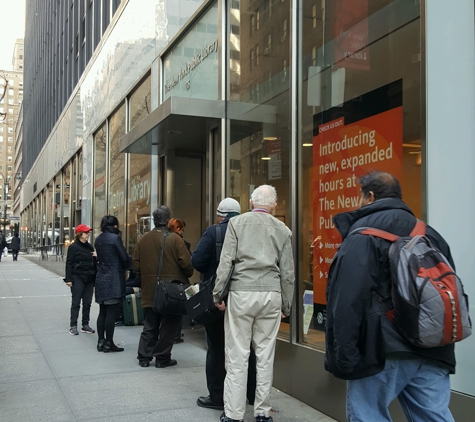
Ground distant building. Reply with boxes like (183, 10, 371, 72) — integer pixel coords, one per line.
(0, 62, 23, 235)
(11, 38, 24, 71)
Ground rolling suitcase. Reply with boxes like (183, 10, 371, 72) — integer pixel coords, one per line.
(122, 293, 144, 326)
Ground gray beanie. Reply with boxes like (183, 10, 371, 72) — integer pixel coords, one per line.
(217, 198, 241, 217)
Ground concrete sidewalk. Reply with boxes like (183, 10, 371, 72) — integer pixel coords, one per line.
(0, 257, 337, 422)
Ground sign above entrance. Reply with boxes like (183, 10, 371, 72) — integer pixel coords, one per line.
(162, 2, 219, 101)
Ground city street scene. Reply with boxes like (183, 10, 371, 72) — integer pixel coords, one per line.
(1, 1, 474, 421)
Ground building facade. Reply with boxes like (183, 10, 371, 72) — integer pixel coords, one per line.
(0, 65, 23, 236)
(21, 1, 475, 420)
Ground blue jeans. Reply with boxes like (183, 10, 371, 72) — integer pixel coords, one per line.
(347, 357, 454, 422)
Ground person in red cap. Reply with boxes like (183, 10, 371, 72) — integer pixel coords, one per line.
(64, 224, 97, 336)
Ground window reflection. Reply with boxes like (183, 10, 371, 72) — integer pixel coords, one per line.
(93, 124, 107, 234)
(129, 73, 151, 130)
(229, 0, 291, 340)
(298, 0, 422, 349)
(109, 104, 126, 240)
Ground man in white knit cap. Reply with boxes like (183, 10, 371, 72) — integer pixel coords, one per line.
(192, 198, 257, 412)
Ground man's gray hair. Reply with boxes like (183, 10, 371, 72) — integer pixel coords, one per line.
(153, 205, 172, 227)
(251, 185, 277, 207)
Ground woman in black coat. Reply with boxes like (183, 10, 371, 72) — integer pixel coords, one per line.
(94, 215, 129, 353)
(64, 224, 97, 336)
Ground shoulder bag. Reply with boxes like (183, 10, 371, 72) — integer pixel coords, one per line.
(186, 225, 224, 325)
(153, 232, 191, 315)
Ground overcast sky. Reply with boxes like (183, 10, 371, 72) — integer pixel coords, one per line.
(0, 0, 26, 71)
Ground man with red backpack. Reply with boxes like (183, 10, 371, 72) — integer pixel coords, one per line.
(325, 171, 466, 421)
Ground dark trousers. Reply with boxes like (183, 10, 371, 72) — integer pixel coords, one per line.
(205, 315, 256, 404)
(97, 303, 119, 341)
(70, 275, 94, 327)
(137, 307, 182, 364)
(12, 250, 19, 261)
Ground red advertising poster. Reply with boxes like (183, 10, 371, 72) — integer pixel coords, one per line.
(312, 81, 403, 329)
(334, 0, 370, 70)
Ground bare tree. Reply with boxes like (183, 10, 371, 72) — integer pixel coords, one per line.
(0, 71, 7, 123)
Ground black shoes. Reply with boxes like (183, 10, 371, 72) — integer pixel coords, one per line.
(81, 325, 95, 334)
(219, 412, 243, 422)
(256, 416, 273, 422)
(103, 340, 124, 353)
(138, 360, 150, 367)
(69, 326, 79, 336)
(197, 396, 224, 410)
(155, 358, 177, 368)
(97, 339, 104, 352)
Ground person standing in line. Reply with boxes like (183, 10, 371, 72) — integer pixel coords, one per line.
(325, 171, 456, 421)
(94, 216, 129, 353)
(192, 198, 256, 411)
(133, 206, 194, 368)
(213, 186, 295, 422)
(64, 224, 97, 336)
(167, 218, 190, 344)
(11, 232, 21, 261)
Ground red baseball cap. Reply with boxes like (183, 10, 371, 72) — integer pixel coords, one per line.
(75, 224, 93, 234)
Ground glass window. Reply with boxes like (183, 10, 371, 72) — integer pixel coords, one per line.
(108, 103, 126, 239)
(128, 73, 151, 130)
(228, 0, 292, 340)
(127, 153, 151, 254)
(93, 124, 107, 233)
(298, 0, 421, 349)
(63, 164, 72, 248)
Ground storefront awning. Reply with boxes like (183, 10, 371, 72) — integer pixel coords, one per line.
(120, 96, 276, 155)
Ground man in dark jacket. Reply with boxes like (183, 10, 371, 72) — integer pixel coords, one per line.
(11, 232, 21, 261)
(192, 198, 256, 411)
(325, 171, 456, 421)
(132, 205, 193, 368)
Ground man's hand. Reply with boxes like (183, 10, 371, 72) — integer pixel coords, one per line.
(215, 301, 226, 311)
(66, 282, 72, 287)
(281, 312, 286, 319)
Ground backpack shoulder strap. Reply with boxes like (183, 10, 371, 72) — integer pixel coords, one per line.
(215, 224, 222, 264)
(351, 227, 399, 243)
(410, 219, 426, 236)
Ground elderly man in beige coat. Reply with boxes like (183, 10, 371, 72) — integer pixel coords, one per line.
(132, 205, 193, 368)
(213, 185, 295, 422)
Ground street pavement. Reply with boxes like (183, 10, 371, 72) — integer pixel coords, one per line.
(0, 256, 337, 422)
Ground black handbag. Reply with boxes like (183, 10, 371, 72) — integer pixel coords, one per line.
(186, 280, 223, 325)
(152, 232, 190, 315)
(186, 225, 223, 325)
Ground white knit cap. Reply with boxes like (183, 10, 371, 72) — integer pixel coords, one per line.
(216, 198, 241, 217)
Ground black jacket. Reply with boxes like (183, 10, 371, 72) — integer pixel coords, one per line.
(0, 234, 7, 249)
(94, 226, 129, 303)
(11, 236, 21, 251)
(324, 198, 456, 380)
(191, 216, 232, 283)
(64, 240, 97, 282)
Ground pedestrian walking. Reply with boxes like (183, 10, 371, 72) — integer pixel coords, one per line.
(11, 232, 20, 261)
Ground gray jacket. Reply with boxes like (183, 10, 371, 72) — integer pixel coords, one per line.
(213, 211, 295, 316)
